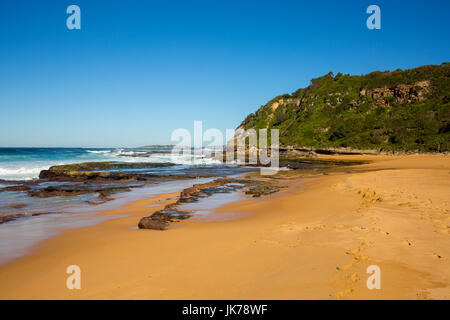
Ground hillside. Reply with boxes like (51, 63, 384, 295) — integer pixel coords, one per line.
(238, 63, 450, 153)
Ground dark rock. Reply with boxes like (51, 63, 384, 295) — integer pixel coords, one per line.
(10, 203, 28, 209)
(138, 177, 281, 230)
(245, 184, 287, 197)
(138, 209, 190, 230)
(0, 185, 31, 192)
(38, 161, 178, 182)
(0, 212, 57, 224)
(27, 185, 132, 199)
(138, 216, 169, 230)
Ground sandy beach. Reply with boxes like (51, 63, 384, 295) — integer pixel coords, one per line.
(0, 154, 449, 300)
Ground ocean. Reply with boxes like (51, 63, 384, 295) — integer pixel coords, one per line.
(0, 147, 222, 181)
(0, 147, 255, 265)
(0, 147, 253, 217)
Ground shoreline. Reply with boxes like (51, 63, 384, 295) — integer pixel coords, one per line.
(0, 177, 218, 266)
(0, 154, 449, 299)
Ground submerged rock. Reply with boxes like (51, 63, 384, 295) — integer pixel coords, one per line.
(138, 177, 285, 230)
(177, 178, 253, 204)
(0, 212, 57, 224)
(27, 185, 132, 198)
(0, 185, 31, 192)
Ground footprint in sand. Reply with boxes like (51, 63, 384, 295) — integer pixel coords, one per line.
(350, 226, 365, 232)
(432, 253, 443, 259)
(336, 263, 353, 271)
(334, 288, 354, 299)
(371, 227, 390, 235)
(402, 240, 412, 246)
(398, 202, 413, 207)
(353, 255, 368, 263)
(359, 189, 383, 203)
(346, 248, 361, 255)
(345, 239, 372, 258)
(304, 224, 327, 230)
(287, 224, 304, 232)
(350, 273, 360, 283)
(360, 240, 373, 248)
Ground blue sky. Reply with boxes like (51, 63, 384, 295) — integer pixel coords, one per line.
(0, 0, 449, 147)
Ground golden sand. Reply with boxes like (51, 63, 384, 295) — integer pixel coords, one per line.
(0, 155, 449, 299)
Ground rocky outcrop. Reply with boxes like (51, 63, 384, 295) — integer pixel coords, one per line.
(138, 209, 191, 230)
(0, 161, 216, 208)
(138, 178, 282, 230)
(270, 98, 302, 111)
(39, 162, 176, 181)
(360, 80, 430, 106)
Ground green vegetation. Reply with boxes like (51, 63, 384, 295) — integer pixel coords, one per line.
(239, 63, 450, 152)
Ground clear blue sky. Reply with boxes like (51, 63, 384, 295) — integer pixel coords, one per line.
(0, 0, 449, 147)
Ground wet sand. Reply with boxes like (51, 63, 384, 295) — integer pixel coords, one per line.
(0, 154, 449, 299)
(0, 178, 216, 266)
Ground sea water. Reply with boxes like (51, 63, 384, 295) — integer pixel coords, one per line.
(0, 147, 255, 265)
(0, 147, 222, 181)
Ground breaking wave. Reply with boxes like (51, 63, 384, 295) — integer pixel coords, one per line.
(0, 148, 223, 180)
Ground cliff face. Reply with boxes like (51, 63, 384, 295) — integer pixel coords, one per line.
(238, 63, 450, 153)
(360, 80, 430, 106)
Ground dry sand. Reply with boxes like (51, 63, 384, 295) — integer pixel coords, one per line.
(0, 154, 449, 299)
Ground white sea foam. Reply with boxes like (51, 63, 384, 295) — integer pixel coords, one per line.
(86, 150, 112, 154)
(0, 148, 222, 180)
(115, 149, 148, 156)
(108, 148, 222, 165)
(0, 166, 45, 180)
